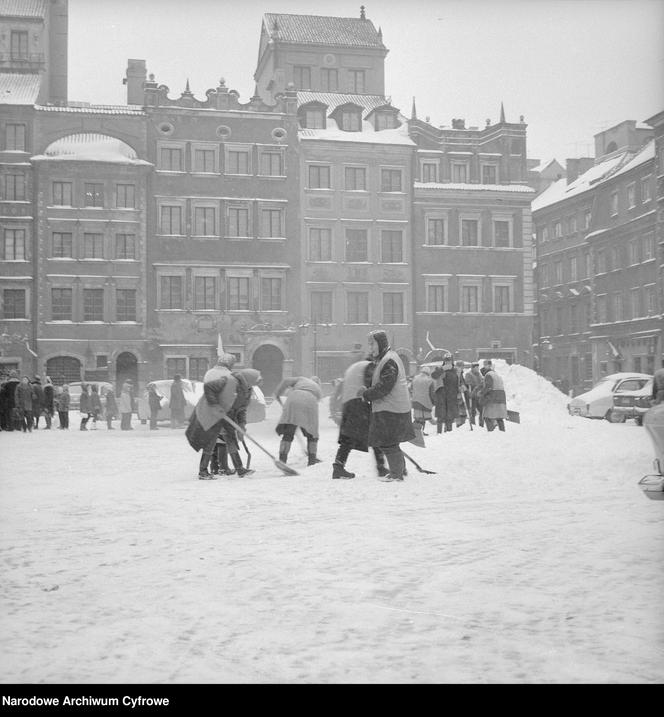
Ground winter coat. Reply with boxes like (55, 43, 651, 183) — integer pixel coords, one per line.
(147, 387, 163, 412)
(56, 390, 70, 412)
(14, 382, 35, 411)
(169, 380, 186, 412)
(338, 360, 374, 451)
(79, 389, 91, 415)
(31, 381, 45, 412)
(481, 370, 508, 420)
(432, 367, 459, 421)
(275, 377, 322, 439)
(118, 388, 133, 414)
(186, 366, 238, 452)
(104, 392, 118, 418)
(363, 350, 415, 448)
(227, 369, 261, 426)
(411, 373, 435, 412)
(43, 384, 55, 414)
(2, 378, 20, 411)
(90, 390, 102, 416)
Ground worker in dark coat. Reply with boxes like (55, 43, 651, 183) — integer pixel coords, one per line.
(185, 354, 239, 480)
(464, 362, 484, 426)
(42, 377, 55, 429)
(432, 358, 459, 433)
(358, 330, 415, 482)
(169, 374, 186, 428)
(14, 376, 35, 432)
(0, 370, 20, 431)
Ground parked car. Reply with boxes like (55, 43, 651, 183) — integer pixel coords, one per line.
(137, 378, 202, 423)
(65, 381, 115, 413)
(567, 372, 652, 421)
(611, 379, 654, 425)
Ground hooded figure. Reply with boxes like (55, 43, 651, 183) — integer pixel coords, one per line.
(275, 375, 323, 466)
(358, 330, 415, 482)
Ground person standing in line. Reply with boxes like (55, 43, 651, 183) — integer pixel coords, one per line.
(454, 360, 469, 428)
(89, 384, 102, 430)
(464, 362, 483, 427)
(480, 360, 508, 432)
(57, 384, 70, 429)
(41, 376, 55, 429)
(432, 358, 459, 434)
(274, 375, 323, 467)
(15, 376, 36, 432)
(1, 370, 20, 431)
(118, 381, 134, 430)
(169, 374, 186, 428)
(331, 358, 389, 480)
(185, 353, 239, 480)
(31, 376, 45, 429)
(103, 386, 118, 430)
(411, 366, 435, 437)
(147, 383, 164, 430)
(358, 330, 415, 483)
(79, 383, 92, 430)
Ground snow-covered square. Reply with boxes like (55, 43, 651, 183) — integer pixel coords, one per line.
(1, 363, 662, 684)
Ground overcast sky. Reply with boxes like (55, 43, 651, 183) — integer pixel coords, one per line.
(68, 0, 664, 163)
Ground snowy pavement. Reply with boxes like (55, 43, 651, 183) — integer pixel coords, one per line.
(1, 380, 663, 683)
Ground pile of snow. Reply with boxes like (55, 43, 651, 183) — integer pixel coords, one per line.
(491, 360, 570, 418)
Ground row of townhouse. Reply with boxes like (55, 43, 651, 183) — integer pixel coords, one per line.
(1, 3, 536, 394)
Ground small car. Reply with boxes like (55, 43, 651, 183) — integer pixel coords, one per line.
(611, 379, 654, 425)
(64, 381, 115, 413)
(567, 372, 651, 421)
(137, 378, 202, 424)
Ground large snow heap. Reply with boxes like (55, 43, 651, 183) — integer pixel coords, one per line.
(492, 359, 569, 417)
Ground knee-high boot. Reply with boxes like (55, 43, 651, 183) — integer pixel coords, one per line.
(279, 439, 291, 464)
(307, 438, 322, 466)
(374, 448, 389, 476)
(332, 443, 354, 479)
(382, 450, 405, 481)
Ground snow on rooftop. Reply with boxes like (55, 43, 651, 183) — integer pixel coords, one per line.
(416, 182, 535, 193)
(300, 122, 414, 146)
(32, 133, 150, 165)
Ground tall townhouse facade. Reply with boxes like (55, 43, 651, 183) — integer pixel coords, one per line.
(133, 70, 301, 395)
(254, 11, 416, 381)
(532, 120, 659, 394)
(409, 109, 535, 365)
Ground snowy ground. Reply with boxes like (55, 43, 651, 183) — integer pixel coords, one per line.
(1, 363, 663, 684)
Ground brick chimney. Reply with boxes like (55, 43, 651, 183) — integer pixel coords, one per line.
(124, 59, 147, 105)
(565, 157, 594, 185)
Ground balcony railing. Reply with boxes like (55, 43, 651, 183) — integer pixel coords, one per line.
(0, 53, 45, 69)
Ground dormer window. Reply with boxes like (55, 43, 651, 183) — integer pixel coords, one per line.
(375, 112, 396, 130)
(299, 102, 327, 130)
(340, 109, 362, 132)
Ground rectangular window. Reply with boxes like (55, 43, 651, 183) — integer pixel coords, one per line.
(51, 232, 72, 259)
(345, 228, 368, 262)
(194, 276, 217, 311)
(116, 184, 135, 208)
(630, 238, 641, 265)
(6, 124, 26, 151)
(643, 232, 655, 261)
(115, 234, 135, 260)
(261, 208, 282, 238)
(381, 230, 403, 263)
(228, 207, 249, 237)
(627, 183, 636, 208)
(646, 286, 656, 314)
(160, 206, 182, 235)
(570, 256, 578, 281)
(321, 68, 338, 92)
(311, 291, 333, 322)
(349, 69, 365, 93)
(304, 109, 325, 129)
(641, 176, 652, 203)
(482, 165, 497, 184)
(570, 303, 578, 333)
(461, 285, 479, 312)
(570, 215, 577, 233)
(347, 292, 369, 323)
(260, 152, 283, 177)
(5, 174, 25, 201)
(427, 218, 445, 246)
(52, 181, 73, 206)
(383, 293, 404, 324)
(116, 289, 136, 322)
(375, 113, 396, 130)
(597, 295, 608, 323)
(427, 285, 446, 312)
(84, 183, 104, 208)
(83, 288, 104, 321)
(160, 276, 183, 310)
(452, 163, 468, 183)
(340, 111, 361, 132)
(83, 233, 104, 259)
(293, 66, 311, 89)
(554, 260, 562, 284)
(493, 220, 510, 247)
(554, 221, 562, 238)
(381, 169, 402, 192)
(421, 162, 438, 183)
(345, 166, 366, 191)
(584, 210, 592, 229)
(160, 147, 182, 172)
(3, 289, 26, 319)
(309, 165, 331, 189)
(51, 288, 72, 320)
(166, 358, 187, 379)
(630, 288, 642, 318)
(189, 358, 208, 381)
(194, 149, 215, 173)
(610, 191, 618, 215)
(555, 307, 563, 334)
(10, 30, 28, 59)
(584, 253, 591, 278)
(227, 277, 251, 311)
(461, 219, 479, 247)
(613, 292, 623, 322)
(261, 278, 282, 311)
(194, 207, 216, 236)
(309, 227, 332, 261)
(494, 285, 511, 313)
(227, 150, 250, 175)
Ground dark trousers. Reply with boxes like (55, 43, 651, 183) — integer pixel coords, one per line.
(106, 414, 113, 429)
(21, 409, 33, 432)
(335, 437, 385, 469)
(149, 408, 159, 430)
(485, 418, 505, 432)
(121, 413, 132, 430)
(58, 410, 69, 429)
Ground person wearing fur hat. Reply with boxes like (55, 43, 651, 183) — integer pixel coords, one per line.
(274, 375, 323, 466)
(186, 353, 239, 479)
(358, 330, 415, 482)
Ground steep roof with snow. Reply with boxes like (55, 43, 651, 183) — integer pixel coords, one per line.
(263, 13, 385, 48)
(0, 73, 41, 105)
(297, 91, 388, 114)
(0, 0, 46, 18)
(32, 133, 151, 165)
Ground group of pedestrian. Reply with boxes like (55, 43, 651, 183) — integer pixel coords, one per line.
(0, 372, 59, 433)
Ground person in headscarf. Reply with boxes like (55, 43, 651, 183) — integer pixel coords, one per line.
(358, 330, 415, 482)
(274, 375, 323, 467)
(185, 353, 239, 480)
(480, 360, 508, 432)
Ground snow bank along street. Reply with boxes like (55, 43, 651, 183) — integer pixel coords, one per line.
(1, 363, 662, 683)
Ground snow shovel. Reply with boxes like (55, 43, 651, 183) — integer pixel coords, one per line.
(401, 449, 436, 475)
(241, 438, 251, 470)
(507, 410, 520, 424)
(408, 422, 426, 447)
(221, 415, 298, 476)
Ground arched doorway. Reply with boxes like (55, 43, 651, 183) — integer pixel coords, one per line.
(116, 352, 138, 394)
(46, 356, 82, 386)
(252, 344, 284, 398)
